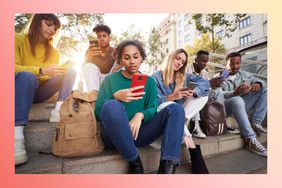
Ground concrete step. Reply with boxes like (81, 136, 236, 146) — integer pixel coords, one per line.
(28, 103, 54, 122)
(167, 148, 267, 174)
(16, 121, 267, 174)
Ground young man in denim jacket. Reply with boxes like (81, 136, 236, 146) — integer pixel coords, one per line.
(215, 52, 267, 157)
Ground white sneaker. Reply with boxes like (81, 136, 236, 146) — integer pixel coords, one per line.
(192, 121, 206, 139)
(49, 109, 60, 122)
(15, 138, 28, 165)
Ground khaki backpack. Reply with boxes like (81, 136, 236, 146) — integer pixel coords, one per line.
(52, 90, 104, 157)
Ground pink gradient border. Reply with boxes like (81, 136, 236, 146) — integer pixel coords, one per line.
(1, 0, 281, 188)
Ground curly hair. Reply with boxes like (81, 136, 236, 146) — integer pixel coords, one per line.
(93, 24, 111, 35)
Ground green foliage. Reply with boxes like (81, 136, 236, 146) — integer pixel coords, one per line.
(147, 27, 165, 66)
(184, 34, 226, 64)
(191, 14, 246, 52)
(14, 14, 32, 32)
(111, 24, 145, 47)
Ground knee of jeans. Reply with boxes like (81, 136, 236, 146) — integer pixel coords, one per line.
(230, 96, 245, 108)
(16, 72, 38, 87)
(167, 103, 185, 117)
(100, 99, 124, 117)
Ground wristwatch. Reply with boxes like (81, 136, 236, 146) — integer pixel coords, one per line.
(39, 67, 44, 75)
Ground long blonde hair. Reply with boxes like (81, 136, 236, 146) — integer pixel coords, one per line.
(161, 48, 188, 89)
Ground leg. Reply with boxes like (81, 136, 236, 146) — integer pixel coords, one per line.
(15, 72, 39, 165)
(81, 63, 102, 92)
(99, 99, 143, 174)
(242, 87, 267, 125)
(15, 72, 39, 126)
(99, 100, 138, 161)
(225, 96, 256, 138)
(225, 97, 267, 157)
(183, 97, 208, 138)
(33, 68, 76, 103)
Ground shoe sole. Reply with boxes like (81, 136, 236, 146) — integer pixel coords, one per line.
(15, 153, 28, 166)
(246, 147, 267, 158)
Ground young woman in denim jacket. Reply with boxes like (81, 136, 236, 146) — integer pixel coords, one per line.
(152, 48, 209, 173)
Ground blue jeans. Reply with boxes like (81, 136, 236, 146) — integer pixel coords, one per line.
(99, 100, 185, 164)
(224, 87, 267, 138)
(15, 69, 76, 126)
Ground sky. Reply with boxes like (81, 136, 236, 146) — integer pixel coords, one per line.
(104, 13, 169, 39)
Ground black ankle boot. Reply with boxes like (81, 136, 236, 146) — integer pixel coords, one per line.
(157, 160, 177, 174)
(189, 145, 209, 174)
(128, 155, 144, 174)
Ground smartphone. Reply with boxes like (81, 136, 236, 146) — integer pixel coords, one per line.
(130, 74, 148, 94)
(220, 69, 230, 79)
(89, 40, 99, 47)
(186, 82, 197, 90)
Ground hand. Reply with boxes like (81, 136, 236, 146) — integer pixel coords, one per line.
(209, 77, 224, 88)
(233, 83, 251, 96)
(250, 83, 261, 92)
(111, 63, 123, 73)
(42, 64, 66, 77)
(129, 112, 144, 140)
(181, 89, 194, 99)
(113, 86, 145, 102)
(168, 89, 194, 101)
(86, 44, 102, 59)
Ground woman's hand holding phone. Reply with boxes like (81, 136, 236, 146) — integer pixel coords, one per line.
(113, 86, 145, 102)
(42, 64, 66, 77)
(168, 88, 194, 101)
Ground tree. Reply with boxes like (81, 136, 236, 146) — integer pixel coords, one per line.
(147, 27, 165, 68)
(14, 14, 32, 32)
(191, 14, 246, 53)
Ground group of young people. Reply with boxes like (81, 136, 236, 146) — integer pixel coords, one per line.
(15, 14, 267, 174)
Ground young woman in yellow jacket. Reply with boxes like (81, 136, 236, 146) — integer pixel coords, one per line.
(15, 14, 76, 165)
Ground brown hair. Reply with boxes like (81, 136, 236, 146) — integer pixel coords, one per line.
(28, 14, 61, 62)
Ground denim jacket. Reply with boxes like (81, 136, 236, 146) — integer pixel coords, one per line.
(214, 70, 266, 99)
(152, 70, 210, 105)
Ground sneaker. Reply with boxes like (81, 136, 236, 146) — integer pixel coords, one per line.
(226, 126, 240, 134)
(245, 137, 267, 157)
(15, 138, 28, 165)
(192, 121, 206, 139)
(251, 123, 267, 135)
(49, 109, 60, 122)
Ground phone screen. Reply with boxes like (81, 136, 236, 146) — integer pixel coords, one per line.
(130, 74, 148, 94)
(220, 69, 230, 79)
(89, 40, 99, 47)
(186, 82, 197, 90)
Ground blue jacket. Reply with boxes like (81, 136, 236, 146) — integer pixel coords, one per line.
(152, 70, 210, 105)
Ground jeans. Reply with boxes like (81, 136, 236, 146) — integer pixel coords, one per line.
(224, 87, 267, 138)
(15, 69, 76, 126)
(99, 100, 185, 164)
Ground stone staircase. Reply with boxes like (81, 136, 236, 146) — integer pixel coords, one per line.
(15, 103, 267, 174)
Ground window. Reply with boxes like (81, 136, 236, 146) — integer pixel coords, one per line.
(216, 30, 224, 39)
(239, 16, 251, 29)
(184, 34, 190, 43)
(184, 24, 189, 31)
(239, 34, 251, 45)
(184, 14, 190, 20)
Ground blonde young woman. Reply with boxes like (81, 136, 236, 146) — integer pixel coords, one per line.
(152, 48, 210, 173)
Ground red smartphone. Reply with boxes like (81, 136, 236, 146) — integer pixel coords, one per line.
(89, 40, 99, 47)
(131, 74, 148, 94)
